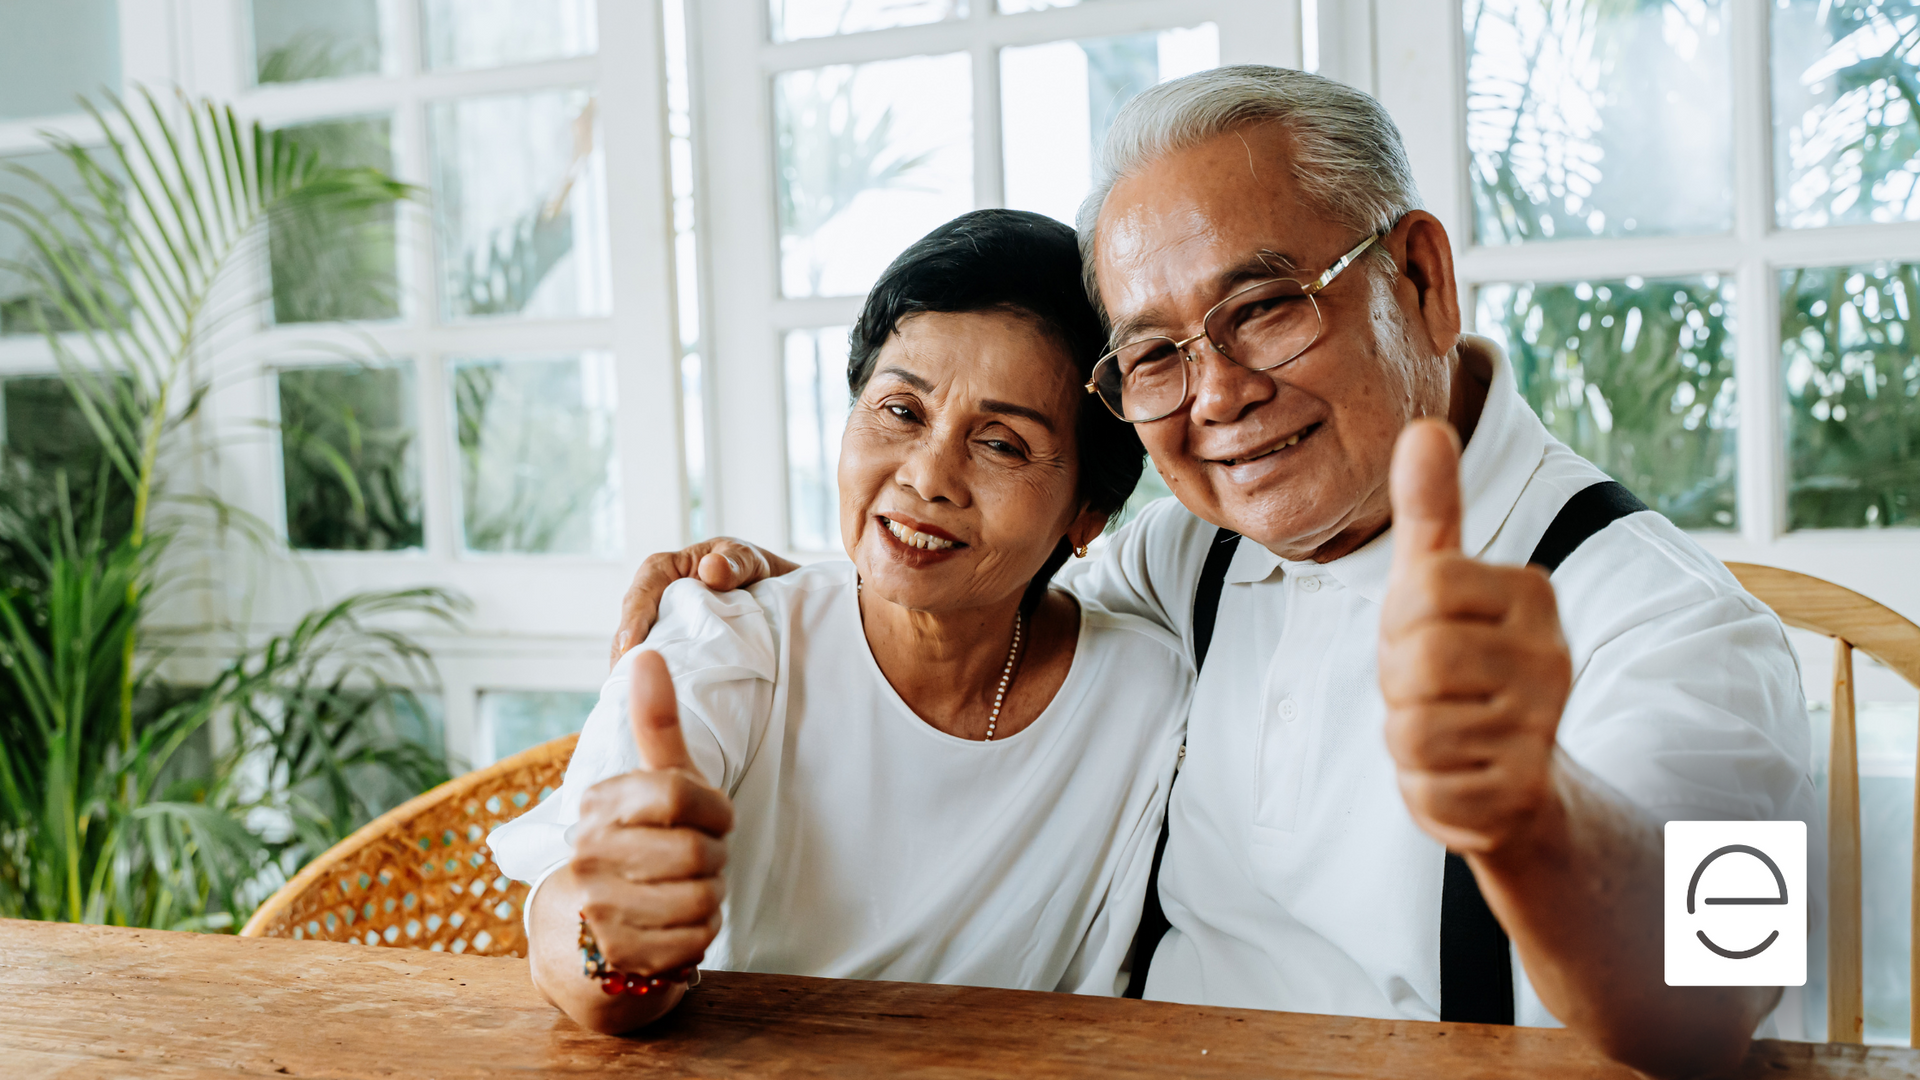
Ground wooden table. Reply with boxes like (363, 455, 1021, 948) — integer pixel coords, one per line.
(3, 920, 1914, 1079)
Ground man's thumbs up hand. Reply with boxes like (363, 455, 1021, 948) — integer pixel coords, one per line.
(573, 650, 732, 977)
(1377, 420, 1572, 856)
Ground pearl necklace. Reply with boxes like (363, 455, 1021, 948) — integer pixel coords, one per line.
(859, 579, 1024, 741)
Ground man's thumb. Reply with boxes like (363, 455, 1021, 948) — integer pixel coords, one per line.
(1389, 418, 1464, 567)
(629, 650, 693, 772)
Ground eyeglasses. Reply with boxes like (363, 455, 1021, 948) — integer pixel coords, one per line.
(1084, 232, 1384, 424)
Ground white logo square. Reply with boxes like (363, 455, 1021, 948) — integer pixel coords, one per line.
(1664, 820, 1806, 987)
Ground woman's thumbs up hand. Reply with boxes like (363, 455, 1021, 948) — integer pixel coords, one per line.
(1377, 419, 1573, 856)
(572, 650, 733, 977)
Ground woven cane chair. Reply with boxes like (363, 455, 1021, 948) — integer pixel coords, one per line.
(240, 734, 579, 958)
(1725, 563, 1920, 1046)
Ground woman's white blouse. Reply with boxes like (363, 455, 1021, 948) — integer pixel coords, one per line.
(489, 561, 1191, 996)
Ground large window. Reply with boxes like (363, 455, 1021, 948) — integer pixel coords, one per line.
(689, 0, 1294, 552)
(1369, 0, 1920, 1044)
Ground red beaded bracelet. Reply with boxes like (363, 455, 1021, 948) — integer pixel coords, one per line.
(578, 915, 701, 997)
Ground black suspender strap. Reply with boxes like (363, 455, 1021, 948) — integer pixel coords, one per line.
(1440, 478, 1647, 1025)
(1122, 525, 1239, 1000)
(1526, 481, 1648, 574)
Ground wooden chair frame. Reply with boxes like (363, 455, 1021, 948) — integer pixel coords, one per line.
(1726, 563, 1920, 1046)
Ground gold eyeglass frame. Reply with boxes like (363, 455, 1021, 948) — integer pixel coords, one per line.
(1085, 231, 1385, 424)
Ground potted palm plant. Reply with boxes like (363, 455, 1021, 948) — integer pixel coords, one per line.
(0, 89, 466, 930)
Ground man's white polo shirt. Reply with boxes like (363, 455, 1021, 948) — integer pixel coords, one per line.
(1056, 345, 1816, 1026)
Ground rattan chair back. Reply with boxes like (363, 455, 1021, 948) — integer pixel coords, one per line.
(240, 734, 579, 958)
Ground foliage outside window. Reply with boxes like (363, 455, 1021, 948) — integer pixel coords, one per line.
(454, 354, 621, 556)
(269, 117, 402, 325)
(277, 363, 424, 551)
(1780, 262, 1920, 529)
(1479, 277, 1738, 530)
(251, 0, 383, 85)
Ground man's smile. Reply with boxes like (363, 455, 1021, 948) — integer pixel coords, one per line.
(1207, 422, 1320, 467)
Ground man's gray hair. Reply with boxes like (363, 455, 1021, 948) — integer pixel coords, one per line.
(1076, 65, 1422, 308)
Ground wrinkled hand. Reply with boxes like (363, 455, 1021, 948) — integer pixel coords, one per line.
(1378, 419, 1572, 855)
(572, 651, 734, 975)
(611, 539, 798, 666)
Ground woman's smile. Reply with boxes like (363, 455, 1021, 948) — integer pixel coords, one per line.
(877, 513, 965, 552)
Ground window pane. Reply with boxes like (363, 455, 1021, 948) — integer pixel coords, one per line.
(1477, 276, 1738, 530)
(420, 0, 596, 70)
(278, 363, 423, 552)
(785, 327, 852, 552)
(770, 0, 962, 42)
(776, 54, 973, 299)
(999, 0, 1104, 11)
(252, 0, 383, 84)
(478, 690, 596, 764)
(270, 117, 401, 324)
(453, 353, 621, 555)
(0, 374, 133, 541)
(1105, 460, 1173, 539)
(0, 149, 120, 337)
(1773, 1, 1920, 229)
(1002, 25, 1219, 226)
(1780, 262, 1920, 529)
(1464, 0, 1733, 244)
(0, 0, 118, 121)
(1806, 699, 1917, 1042)
(430, 89, 610, 320)
(666, 0, 708, 539)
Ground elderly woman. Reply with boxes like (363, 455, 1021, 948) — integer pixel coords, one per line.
(490, 210, 1189, 1034)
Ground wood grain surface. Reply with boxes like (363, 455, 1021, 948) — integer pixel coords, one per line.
(3, 920, 1916, 1079)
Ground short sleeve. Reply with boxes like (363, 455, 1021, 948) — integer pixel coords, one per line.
(488, 579, 780, 889)
(1559, 590, 1817, 826)
(1055, 497, 1200, 640)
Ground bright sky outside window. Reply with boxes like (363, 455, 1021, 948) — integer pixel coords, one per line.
(419, 0, 596, 71)
(775, 54, 974, 299)
(769, 0, 964, 42)
(1464, 0, 1733, 244)
(1001, 24, 1220, 227)
(1773, 0, 1920, 229)
(429, 88, 611, 321)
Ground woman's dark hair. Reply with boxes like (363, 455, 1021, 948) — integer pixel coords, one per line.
(847, 209, 1145, 611)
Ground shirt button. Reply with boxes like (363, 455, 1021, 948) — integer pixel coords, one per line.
(1277, 697, 1298, 722)
(1299, 576, 1321, 593)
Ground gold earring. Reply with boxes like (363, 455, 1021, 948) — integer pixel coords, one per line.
(1074, 544, 1089, 558)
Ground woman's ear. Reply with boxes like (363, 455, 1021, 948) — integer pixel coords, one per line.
(1066, 504, 1113, 552)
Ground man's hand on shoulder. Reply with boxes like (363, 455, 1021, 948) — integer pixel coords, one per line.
(611, 539, 799, 667)
(1376, 419, 1574, 855)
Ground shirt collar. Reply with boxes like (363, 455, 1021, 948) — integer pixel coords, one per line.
(1274, 337, 1546, 605)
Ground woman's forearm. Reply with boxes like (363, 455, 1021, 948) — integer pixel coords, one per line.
(527, 864, 687, 1034)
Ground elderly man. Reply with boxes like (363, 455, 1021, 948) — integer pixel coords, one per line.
(610, 67, 1813, 1078)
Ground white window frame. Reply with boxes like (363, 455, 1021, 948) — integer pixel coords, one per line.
(115, 0, 687, 766)
(1367, 0, 1920, 647)
(688, 0, 1301, 557)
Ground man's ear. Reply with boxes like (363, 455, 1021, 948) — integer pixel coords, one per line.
(1392, 211, 1462, 358)
(1067, 504, 1114, 551)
